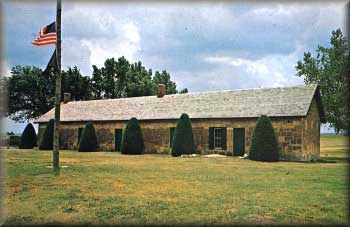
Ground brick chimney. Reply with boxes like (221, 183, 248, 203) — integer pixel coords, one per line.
(157, 84, 166, 98)
(63, 93, 71, 103)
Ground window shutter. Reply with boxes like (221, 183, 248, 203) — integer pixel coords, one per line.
(222, 127, 227, 149)
(209, 127, 214, 149)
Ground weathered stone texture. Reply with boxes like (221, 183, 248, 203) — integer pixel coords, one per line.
(303, 99, 320, 161)
(37, 97, 321, 161)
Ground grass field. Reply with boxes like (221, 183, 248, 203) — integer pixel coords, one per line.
(1, 135, 349, 225)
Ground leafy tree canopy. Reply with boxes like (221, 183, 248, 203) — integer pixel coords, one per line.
(6, 66, 92, 122)
(90, 57, 188, 99)
(296, 28, 349, 134)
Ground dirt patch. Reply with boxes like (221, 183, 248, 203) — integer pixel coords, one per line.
(204, 154, 227, 158)
(114, 183, 124, 190)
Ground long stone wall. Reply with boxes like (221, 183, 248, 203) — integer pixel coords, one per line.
(37, 98, 321, 161)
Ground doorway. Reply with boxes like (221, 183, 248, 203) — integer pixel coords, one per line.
(233, 128, 245, 156)
(115, 129, 123, 151)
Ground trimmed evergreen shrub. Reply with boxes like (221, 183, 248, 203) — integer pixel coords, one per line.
(121, 117, 144, 154)
(249, 115, 280, 162)
(78, 122, 98, 152)
(39, 119, 54, 150)
(19, 123, 37, 149)
(171, 113, 196, 157)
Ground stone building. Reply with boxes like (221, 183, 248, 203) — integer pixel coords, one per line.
(35, 84, 325, 161)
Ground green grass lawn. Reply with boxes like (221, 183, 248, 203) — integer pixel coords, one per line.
(1, 135, 349, 225)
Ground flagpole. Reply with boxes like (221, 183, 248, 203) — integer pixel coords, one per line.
(53, 0, 62, 168)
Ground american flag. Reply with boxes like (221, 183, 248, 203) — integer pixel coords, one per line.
(32, 22, 56, 46)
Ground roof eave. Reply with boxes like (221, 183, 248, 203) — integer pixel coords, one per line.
(34, 115, 307, 123)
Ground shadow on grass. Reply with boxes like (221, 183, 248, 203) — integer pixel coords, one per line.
(317, 156, 349, 163)
(53, 167, 60, 176)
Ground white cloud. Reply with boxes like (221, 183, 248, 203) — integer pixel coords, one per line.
(203, 44, 306, 88)
(62, 5, 141, 74)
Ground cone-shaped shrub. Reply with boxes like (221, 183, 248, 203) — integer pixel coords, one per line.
(78, 122, 98, 152)
(171, 113, 196, 157)
(19, 123, 37, 149)
(39, 119, 54, 150)
(249, 115, 280, 162)
(121, 117, 144, 154)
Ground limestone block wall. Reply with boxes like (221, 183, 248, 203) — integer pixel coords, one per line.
(302, 99, 320, 161)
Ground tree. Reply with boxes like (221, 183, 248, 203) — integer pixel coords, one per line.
(90, 57, 187, 98)
(153, 70, 177, 94)
(121, 117, 144, 154)
(249, 115, 280, 162)
(296, 28, 349, 134)
(78, 122, 98, 152)
(39, 119, 54, 150)
(179, 88, 188, 94)
(171, 113, 196, 157)
(125, 62, 156, 97)
(19, 123, 37, 149)
(61, 66, 92, 101)
(7, 65, 92, 122)
(90, 65, 103, 99)
(8, 66, 55, 122)
(90, 57, 130, 99)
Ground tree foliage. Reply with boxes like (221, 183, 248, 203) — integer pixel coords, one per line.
(171, 113, 196, 157)
(78, 122, 98, 152)
(179, 88, 188, 94)
(121, 117, 144, 154)
(61, 66, 92, 101)
(6, 66, 92, 122)
(7, 66, 55, 122)
(90, 57, 129, 99)
(296, 28, 349, 134)
(249, 115, 280, 162)
(153, 70, 177, 94)
(125, 62, 155, 97)
(19, 123, 37, 149)
(90, 58, 187, 99)
(39, 119, 54, 150)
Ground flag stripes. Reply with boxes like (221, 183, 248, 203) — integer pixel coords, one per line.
(32, 22, 57, 46)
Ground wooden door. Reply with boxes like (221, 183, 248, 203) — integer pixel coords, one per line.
(233, 128, 245, 156)
(115, 129, 123, 151)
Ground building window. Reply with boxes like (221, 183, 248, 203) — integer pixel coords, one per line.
(209, 127, 227, 150)
(169, 127, 175, 147)
(214, 128, 224, 149)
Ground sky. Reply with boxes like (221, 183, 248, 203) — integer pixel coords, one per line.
(1, 0, 347, 133)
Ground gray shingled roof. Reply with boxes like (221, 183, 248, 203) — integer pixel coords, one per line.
(35, 84, 324, 123)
